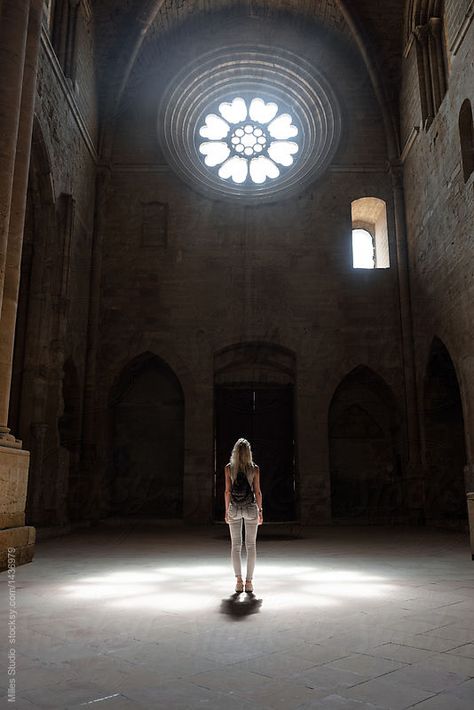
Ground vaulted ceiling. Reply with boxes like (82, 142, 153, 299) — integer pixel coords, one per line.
(92, 0, 406, 159)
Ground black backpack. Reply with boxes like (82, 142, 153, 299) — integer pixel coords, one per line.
(230, 470, 255, 505)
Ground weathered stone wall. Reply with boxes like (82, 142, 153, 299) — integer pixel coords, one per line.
(8, 1, 471, 528)
(91, 13, 407, 524)
(8, 20, 97, 527)
(401, 6, 474, 502)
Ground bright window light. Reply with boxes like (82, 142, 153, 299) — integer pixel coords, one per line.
(352, 228, 375, 269)
(198, 96, 299, 185)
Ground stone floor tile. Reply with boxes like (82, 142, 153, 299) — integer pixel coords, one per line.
(392, 633, 467, 653)
(122, 679, 264, 709)
(290, 664, 370, 692)
(325, 654, 405, 678)
(279, 642, 353, 665)
(419, 652, 474, 677)
(367, 643, 436, 664)
(448, 677, 474, 701)
(384, 620, 451, 635)
(10, 664, 79, 693)
(0, 697, 39, 710)
(423, 626, 474, 643)
(230, 651, 320, 678)
(18, 680, 113, 709)
(298, 694, 383, 709)
(234, 677, 323, 708)
(340, 676, 435, 709)
(379, 660, 468, 694)
(59, 655, 171, 691)
(405, 693, 474, 709)
(68, 694, 138, 709)
(189, 666, 274, 693)
(1, 527, 473, 710)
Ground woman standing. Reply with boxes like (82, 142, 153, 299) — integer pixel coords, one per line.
(224, 438, 263, 593)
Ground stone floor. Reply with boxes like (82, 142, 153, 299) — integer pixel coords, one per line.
(1, 524, 474, 709)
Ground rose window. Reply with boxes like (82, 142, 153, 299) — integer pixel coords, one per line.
(198, 97, 299, 185)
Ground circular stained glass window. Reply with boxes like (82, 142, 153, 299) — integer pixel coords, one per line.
(198, 97, 299, 185)
(159, 46, 342, 202)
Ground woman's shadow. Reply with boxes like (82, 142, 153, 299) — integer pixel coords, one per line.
(220, 591, 263, 618)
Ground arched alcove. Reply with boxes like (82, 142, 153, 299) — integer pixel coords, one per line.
(329, 366, 402, 522)
(423, 338, 467, 527)
(110, 353, 184, 518)
(9, 118, 60, 526)
(214, 342, 296, 522)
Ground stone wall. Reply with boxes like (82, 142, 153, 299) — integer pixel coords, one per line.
(7, 1, 472, 530)
(89, 12, 407, 524)
(400, 4, 474, 512)
(8, 18, 97, 527)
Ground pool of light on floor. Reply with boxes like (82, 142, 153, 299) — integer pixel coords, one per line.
(60, 563, 395, 611)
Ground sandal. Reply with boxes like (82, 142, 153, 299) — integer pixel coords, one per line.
(245, 579, 253, 593)
(235, 577, 244, 593)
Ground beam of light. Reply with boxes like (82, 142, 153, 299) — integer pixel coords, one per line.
(61, 584, 145, 600)
(300, 583, 393, 599)
(296, 571, 386, 583)
(107, 593, 217, 611)
(158, 565, 229, 576)
(58, 562, 395, 612)
(79, 572, 169, 583)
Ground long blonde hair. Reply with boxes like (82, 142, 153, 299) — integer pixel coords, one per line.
(229, 438, 256, 483)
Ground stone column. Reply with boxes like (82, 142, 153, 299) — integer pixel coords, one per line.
(0, 0, 42, 443)
(428, 17, 447, 113)
(414, 24, 434, 128)
(391, 165, 423, 521)
(0, 0, 42, 571)
(0, 0, 30, 317)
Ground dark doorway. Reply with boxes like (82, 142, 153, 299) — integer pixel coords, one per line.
(329, 366, 402, 523)
(111, 354, 184, 518)
(215, 385, 296, 522)
(423, 339, 467, 527)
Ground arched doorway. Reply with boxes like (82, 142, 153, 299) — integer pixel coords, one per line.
(329, 366, 402, 523)
(214, 343, 296, 522)
(110, 353, 184, 518)
(423, 339, 467, 526)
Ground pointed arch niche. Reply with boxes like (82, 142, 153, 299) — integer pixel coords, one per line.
(329, 366, 402, 522)
(423, 339, 467, 527)
(109, 353, 184, 518)
(214, 343, 296, 522)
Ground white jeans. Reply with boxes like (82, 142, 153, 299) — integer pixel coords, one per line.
(227, 502, 259, 579)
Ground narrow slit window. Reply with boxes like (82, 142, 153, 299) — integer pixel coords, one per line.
(459, 99, 474, 183)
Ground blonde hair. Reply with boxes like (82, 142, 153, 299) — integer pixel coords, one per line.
(229, 438, 256, 483)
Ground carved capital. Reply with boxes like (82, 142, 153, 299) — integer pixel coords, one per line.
(414, 23, 429, 45)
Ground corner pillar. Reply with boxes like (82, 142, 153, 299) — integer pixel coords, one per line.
(0, 0, 42, 571)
